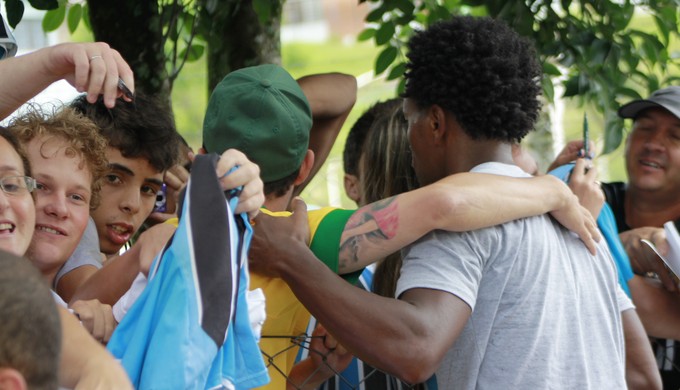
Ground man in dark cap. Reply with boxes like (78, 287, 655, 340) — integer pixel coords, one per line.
(603, 86, 680, 389)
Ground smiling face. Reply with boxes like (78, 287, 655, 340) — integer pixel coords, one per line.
(0, 136, 35, 256)
(90, 147, 164, 255)
(625, 107, 680, 197)
(24, 135, 92, 281)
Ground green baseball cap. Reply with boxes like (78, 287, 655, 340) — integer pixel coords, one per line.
(203, 64, 312, 183)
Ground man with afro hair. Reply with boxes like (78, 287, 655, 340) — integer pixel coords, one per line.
(248, 16, 659, 389)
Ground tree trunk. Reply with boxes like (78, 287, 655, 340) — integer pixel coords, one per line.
(86, 0, 172, 110)
(203, 0, 282, 96)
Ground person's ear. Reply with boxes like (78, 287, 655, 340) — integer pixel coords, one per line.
(430, 105, 447, 143)
(0, 368, 28, 390)
(343, 173, 361, 204)
(293, 150, 315, 186)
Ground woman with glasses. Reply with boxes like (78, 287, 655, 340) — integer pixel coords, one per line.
(0, 38, 140, 387)
(0, 124, 134, 389)
(0, 126, 35, 257)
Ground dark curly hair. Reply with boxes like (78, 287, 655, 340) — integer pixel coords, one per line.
(403, 16, 542, 142)
(70, 92, 181, 173)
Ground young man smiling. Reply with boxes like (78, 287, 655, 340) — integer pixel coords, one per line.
(11, 106, 108, 286)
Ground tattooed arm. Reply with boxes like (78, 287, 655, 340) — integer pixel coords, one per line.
(337, 172, 600, 273)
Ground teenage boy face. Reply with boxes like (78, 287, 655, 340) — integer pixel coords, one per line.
(91, 147, 163, 255)
(25, 135, 92, 279)
(0, 137, 35, 256)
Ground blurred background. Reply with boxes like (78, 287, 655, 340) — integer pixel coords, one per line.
(3, 0, 677, 209)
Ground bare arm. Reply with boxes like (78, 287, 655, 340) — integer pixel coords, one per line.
(337, 172, 600, 273)
(70, 223, 175, 305)
(58, 306, 132, 389)
(622, 308, 662, 390)
(68, 245, 143, 305)
(629, 275, 680, 340)
(620, 227, 677, 291)
(0, 42, 133, 119)
(57, 264, 99, 303)
(293, 73, 357, 196)
(250, 199, 470, 384)
(286, 324, 353, 390)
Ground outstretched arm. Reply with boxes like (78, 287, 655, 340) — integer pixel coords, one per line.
(0, 42, 133, 119)
(630, 275, 680, 340)
(293, 73, 357, 197)
(337, 172, 600, 274)
(621, 307, 662, 390)
(250, 199, 470, 384)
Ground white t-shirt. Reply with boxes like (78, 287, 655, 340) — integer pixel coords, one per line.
(396, 162, 629, 389)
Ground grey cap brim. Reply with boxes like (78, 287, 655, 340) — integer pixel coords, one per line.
(618, 87, 680, 120)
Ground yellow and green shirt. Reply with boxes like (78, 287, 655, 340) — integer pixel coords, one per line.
(253, 206, 359, 390)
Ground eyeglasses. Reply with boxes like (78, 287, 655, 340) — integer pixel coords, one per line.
(0, 176, 36, 195)
(0, 14, 17, 61)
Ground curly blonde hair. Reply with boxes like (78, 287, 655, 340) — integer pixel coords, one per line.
(9, 105, 108, 209)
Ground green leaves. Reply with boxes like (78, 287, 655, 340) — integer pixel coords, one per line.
(376, 46, 397, 74)
(28, 0, 58, 10)
(5, 0, 25, 28)
(252, 0, 272, 26)
(42, 5, 65, 32)
(602, 110, 623, 155)
(179, 43, 205, 62)
(67, 3, 82, 33)
(362, 0, 680, 154)
(375, 21, 395, 45)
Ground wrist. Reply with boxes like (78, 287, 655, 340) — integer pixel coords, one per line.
(277, 240, 317, 281)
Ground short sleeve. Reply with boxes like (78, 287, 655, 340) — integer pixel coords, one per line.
(396, 229, 491, 310)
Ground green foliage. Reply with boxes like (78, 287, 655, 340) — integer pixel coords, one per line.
(42, 4, 64, 32)
(4, 0, 24, 28)
(360, 0, 680, 154)
(4, 0, 57, 28)
(66, 3, 82, 33)
(10, 0, 281, 90)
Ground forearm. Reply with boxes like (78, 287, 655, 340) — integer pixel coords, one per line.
(277, 241, 449, 383)
(0, 48, 59, 119)
(622, 308, 662, 390)
(287, 359, 334, 390)
(297, 73, 357, 118)
(338, 173, 571, 273)
(70, 247, 141, 305)
(57, 265, 99, 303)
(294, 73, 356, 196)
(428, 173, 570, 230)
(630, 275, 680, 340)
(58, 306, 132, 389)
(58, 306, 86, 387)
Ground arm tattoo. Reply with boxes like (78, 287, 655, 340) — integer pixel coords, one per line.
(339, 197, 400, 269)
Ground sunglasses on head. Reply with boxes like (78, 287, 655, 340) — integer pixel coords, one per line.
(0, 14, 17, 61)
